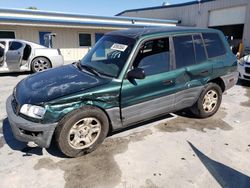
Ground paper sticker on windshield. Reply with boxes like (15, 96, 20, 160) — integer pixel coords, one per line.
(111, 43, 128, 52)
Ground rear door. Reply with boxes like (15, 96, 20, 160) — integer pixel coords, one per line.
(172, 34, 211, 110)
(6, 41, 25, 70)
(120, 37, 178, 126)
(183, 34, 213, 85)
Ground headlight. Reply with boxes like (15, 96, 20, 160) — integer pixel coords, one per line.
(20, 104, 46, 119)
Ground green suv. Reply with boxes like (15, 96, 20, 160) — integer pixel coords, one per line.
(6, 27, 238, 157)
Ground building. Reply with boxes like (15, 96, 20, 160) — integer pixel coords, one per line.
(0, 8, 178, 62)
(117, 0, 250, 55)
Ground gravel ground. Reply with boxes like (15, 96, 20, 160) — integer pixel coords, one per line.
(0, 72, 249, 188)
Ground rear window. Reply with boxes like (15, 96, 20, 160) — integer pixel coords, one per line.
(203, 33, 226, 58)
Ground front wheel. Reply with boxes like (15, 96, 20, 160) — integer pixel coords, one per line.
(31, 57, 51, 73)
(55, 106, 109, 157)
(190, 83, 222, 118)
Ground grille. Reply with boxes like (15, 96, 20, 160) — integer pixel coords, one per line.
(243, 75, 250, 80)
(245, 67, 250, 74)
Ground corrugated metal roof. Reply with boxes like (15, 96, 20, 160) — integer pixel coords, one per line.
(116, 0, 216, 16)
(0, 8, 179, 28)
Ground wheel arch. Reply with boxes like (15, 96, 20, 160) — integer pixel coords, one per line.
(208, 77, 225, 93)
(88, 104, 114, 134)
(30, 56, 52, 70)
(57, 104, 114, 134)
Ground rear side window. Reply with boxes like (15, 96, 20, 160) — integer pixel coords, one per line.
(9, 41, 23, 51)
(135, 38, 170, 76)
(173, 35, 195, 69)
(203, 33, 226, 58)
(193, 35, 207, 64)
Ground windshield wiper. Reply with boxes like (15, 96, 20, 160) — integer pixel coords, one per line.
(80, 64, 101, 77)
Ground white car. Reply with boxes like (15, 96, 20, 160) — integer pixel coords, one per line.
(0, 39, 63, 73)
(238, 55, 250, 81)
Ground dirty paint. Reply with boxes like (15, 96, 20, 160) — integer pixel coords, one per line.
(140, 179, 159, 188)
(34, 129, 152, 188)
(156, 110, 232, 133)
(241, 87, 250, 107)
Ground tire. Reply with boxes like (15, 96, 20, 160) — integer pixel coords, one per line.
(55, 106, 109, 158)
(31, 57, 52, 73)
(190, 83, 222, 118)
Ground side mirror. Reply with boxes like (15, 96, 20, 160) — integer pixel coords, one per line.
(127, 68, 145, 80)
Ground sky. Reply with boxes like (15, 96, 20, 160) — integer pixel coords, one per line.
(0, 0, 192, 16)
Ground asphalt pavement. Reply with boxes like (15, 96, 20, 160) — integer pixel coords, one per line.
(0, 72, 250, 188)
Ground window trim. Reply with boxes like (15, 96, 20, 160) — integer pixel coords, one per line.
(78, 33, 92, 47)
(192, 33, 208, 64)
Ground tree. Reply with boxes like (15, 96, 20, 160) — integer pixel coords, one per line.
(26, 7, 38, 10)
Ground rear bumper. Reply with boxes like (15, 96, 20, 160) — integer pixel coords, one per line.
(221, 71, 238, 91)
(6, 96, 57, 148)
(50, 55, 64, 68)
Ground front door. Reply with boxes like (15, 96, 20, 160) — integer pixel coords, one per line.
(121, 37, 179, 126)
(6, 41, 25, 70)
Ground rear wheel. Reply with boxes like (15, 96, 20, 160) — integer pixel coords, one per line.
(190, 83, 222, 118)
(31, 57, 51, 73)
(55, 106, 109, 157)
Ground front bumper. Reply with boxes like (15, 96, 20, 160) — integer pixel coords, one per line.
(6, 96, 57, 148)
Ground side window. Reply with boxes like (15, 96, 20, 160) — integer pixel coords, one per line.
(203, 33, 226, 58)
(193, 35, 207, 64)
(79, 33, 91, 47)
(134, 38, 170, 76)
(173, 35, 195, 69)
(0, 31, 15, 39)
(9, 41, 23, 51)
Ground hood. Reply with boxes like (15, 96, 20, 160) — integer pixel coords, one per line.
(15, 64, 111, 105)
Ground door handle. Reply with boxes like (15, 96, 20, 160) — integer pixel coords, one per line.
(163, 80, 173, 85)
(200, 70, 209, 74)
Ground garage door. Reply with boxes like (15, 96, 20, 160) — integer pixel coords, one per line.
(209, 6, 246, 27)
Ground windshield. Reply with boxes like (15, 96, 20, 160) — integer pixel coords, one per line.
(80, 35, 136, 78)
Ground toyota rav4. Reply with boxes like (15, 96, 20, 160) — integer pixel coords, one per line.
(6, 27, 238, 157)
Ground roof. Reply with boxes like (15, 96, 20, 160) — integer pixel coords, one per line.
(116, 0, 216, 16)
(108, 26, 217, 39)
(0, 8, 179, 29)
